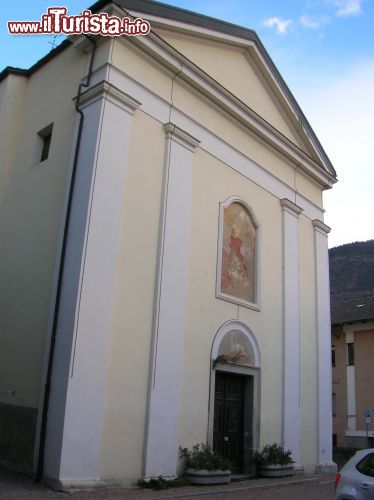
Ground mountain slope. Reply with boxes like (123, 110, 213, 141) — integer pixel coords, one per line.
(329, 240, 374, 303)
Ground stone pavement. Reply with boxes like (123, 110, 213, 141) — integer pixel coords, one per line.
(0, 467, 336, 499)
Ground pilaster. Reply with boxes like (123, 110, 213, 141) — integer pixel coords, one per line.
(280, 198, 303, 468)
(313, 219, 337, 474)
(144, 123, 199, 477)
(44, 81, 140, 485)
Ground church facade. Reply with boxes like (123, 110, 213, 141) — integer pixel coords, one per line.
(0, 0, 337, 487)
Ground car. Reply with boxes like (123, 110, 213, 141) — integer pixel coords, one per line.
(334, 448, 374, 499)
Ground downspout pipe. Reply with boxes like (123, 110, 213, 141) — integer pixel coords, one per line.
(35, 35, 97, 483)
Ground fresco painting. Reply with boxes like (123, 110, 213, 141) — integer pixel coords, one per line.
(218, 330, 254, 366)
(221, 202, 255, 302)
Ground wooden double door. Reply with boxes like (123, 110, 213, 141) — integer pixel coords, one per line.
(213, 371, 245, 473)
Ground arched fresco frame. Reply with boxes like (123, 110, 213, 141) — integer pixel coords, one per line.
(216, 196, 260, 311)
(208, 320, 261, 474)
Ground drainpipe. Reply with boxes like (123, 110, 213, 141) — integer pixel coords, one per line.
(35, 35, 97, 483)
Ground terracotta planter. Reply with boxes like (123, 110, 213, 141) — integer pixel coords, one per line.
(258, 464, 294, 477)
(185, 468, 231, 484)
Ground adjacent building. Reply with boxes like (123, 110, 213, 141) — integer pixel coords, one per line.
(0, 0, 337, 487)
(332, 296, 374, 448)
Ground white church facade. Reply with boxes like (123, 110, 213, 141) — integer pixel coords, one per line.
(0, 0, 337, 487)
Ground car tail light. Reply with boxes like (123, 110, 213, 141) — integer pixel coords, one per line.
(335, 472, 341, 489)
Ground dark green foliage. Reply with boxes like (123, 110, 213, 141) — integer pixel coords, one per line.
(137, 476, 185, 490)
(180, 443, 231, 471)
(333, 447, 357, 471)
(330, 240, 374, 303)
(254, 443, 294, 466)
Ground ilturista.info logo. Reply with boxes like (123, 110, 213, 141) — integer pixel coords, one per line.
(8, 7, 151, 36)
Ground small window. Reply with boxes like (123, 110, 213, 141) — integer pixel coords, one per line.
(332, 345, 335, 367)
(332, 434, 337, 447)
(34, 123, 53, 164)
(40, 132, 52, 162)
(356, 453, 374, 477)
(332, 393, 336, 416)
(347, 343, 354, 366)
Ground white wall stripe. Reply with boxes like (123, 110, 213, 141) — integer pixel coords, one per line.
(313, 220, 336, 473)
(144, 123, 199, 477)
(281, 199, 302, 467)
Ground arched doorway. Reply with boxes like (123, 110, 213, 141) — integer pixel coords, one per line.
(209, 321, 261, 475)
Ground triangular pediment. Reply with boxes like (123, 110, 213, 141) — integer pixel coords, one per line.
(156, 30, 307, 146)
(117, 0, 335, 178)
(154, 27, 325, 165)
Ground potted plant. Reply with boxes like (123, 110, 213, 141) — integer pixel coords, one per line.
(255, 443, 294, 477)
(180, 443, 231, 484)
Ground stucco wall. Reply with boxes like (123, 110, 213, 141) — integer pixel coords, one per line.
(0, 74, 28, 207)
(0, 40, 112, 471)
(180, 147, 283, 449)
(111, 39, 173, 103)
(354, 329, 374, 433)
(332, 326, 374, 448)
(96, 90, 323, 482)
(94, 34, 327, 481)
(0, 47, 82, 409)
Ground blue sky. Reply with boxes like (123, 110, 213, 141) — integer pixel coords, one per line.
(2, 0, 373, 247)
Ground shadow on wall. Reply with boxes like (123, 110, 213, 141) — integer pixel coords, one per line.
(0, 402, 38, 475)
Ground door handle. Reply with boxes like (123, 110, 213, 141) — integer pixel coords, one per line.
(360, 483, 369, 490)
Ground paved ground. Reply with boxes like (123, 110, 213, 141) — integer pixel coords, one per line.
(0, 467, 336, 499)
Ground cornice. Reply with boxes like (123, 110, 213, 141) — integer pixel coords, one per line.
(164, 122, 200, 151)
(78, 80, 141, 113)
(312, 219, 331, 235)
(280, 198, 303, 217)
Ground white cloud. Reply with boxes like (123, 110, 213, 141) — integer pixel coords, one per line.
(328, 0, 362, 17)
(300, 14, 329, 29)
(295, 60, 374, 247)
(262, 17, 292, 35)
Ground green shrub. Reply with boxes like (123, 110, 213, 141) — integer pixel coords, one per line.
(137, 476, 185, 490)
(180, 443, 231, 471)
(255, 443, 294, 466)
